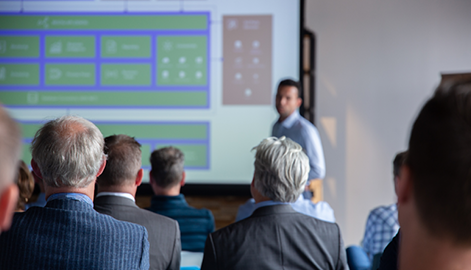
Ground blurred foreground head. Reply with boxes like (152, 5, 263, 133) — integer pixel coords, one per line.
(403, 78, 471, 245)
(0, 105, 21, 232)
(252, 136, 309, 203)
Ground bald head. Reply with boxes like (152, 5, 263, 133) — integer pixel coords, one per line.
(31, 116, 105, 188)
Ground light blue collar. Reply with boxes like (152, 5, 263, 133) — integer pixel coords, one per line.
(281, 110, 300, 129)
(253, 200, 289, 211)
(47, 193, 93, 207)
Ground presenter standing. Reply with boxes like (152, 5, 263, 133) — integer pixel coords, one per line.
(272, 79, 325, 198)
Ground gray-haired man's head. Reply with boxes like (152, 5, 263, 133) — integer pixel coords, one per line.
(31, 115, 105, 188)
(252, 136, 309, 203)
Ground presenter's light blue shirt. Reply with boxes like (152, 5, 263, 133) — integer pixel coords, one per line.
(236, 196, 335, 223)
(272, 110, 326, 180)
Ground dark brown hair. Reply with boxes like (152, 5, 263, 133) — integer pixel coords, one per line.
(150, 147, 184, 189)
(97, 135, 141, 187)
(407, 78, 471, 244)
(16, 160, 34, 211)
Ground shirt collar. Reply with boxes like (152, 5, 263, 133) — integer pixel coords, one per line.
(253, 200, 289, 211)
(96, 192, 135, 202)
(280, 110, 300, 129)
(47, 193, 93, 207)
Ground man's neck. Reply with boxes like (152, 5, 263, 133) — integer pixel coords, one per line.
(153, 184, 181, 196)
(400, 225, 471, 270)
(45, 185, 95, 201)
(97, 184, 136, 198)
(278, 110, 297, 123)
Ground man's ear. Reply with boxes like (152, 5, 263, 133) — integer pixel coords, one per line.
(31, 159, 42, 180)
(135, 169, 143, 187)
(96, 159, 106, 177)
(0, 184, 19, 233)
(296, 97, 302, 108)
(397, 165, 413, 205)
(149, 171, 153, 184)
(180, 171, 186, 187)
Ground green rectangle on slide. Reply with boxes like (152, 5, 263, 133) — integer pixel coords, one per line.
(0, 91, 207, 106)
(46, 36, 95, 58)
(101, 36, 150, 58)
(141, 144, 151, 167)
(98, 124, 207, 139)
(0, 15, 207, 30)
(101, 64, 150, 86)
(45, 64, 95, 85)
(21, 143, 32, 166)
(158, 144, 207, 167)
(0, 36, 39, 57)
(19, 123, 206, 140)
(157, 36, 207, 86)
(0, 64, 39, 85)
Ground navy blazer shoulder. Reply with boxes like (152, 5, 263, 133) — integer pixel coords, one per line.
(0, 198, 150, 270)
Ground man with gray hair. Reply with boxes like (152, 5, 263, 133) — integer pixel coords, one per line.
(0, 105, 21, 234)
(0, 116, 150, 270)
(201, 136, 348, 270)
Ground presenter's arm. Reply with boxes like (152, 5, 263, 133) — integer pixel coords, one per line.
(201, 234, 217, 270)
(303, 126, 326, 180)
(167, 221, 181, 270)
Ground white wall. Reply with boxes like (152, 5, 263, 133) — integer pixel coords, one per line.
(305, 0, 471, 246)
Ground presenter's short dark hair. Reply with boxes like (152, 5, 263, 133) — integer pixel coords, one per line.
(277, 79, 301, 97)
(406, 78, 471, 244)
(150, 147, 184, 189)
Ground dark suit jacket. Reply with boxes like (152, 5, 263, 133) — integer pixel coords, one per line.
(94, 195, 181, 270)
(378, 230, 400, 270)
(0, 197, 149, 270)
(201, 204, 348, 270)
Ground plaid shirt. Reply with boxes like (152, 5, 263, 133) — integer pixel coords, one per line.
(361, 204, 399, 261)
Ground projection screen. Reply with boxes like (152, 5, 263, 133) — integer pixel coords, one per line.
(0, 0, 302, 185)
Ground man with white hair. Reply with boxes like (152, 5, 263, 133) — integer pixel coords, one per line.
(0, 116, 150, 270)
(0, 105, 21, 234)
(201, 137, 348, 270)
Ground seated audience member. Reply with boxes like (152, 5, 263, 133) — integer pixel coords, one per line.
(347, 151, 406, 269)
(236, 194, 335, 222)
(0, 105, 22, 234)
(377, 230, 400, 270)
(15, 160, 34, 212)
(25, 170, 47, 210)
(147, 146, 215, 252)
(95, 134, 181, 270)
(0, 116, 150, 270)
(397, 79, 471, 270)
(201, 137, 348, 270)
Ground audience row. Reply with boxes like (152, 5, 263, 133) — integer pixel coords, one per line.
(0, 76, 471, 270)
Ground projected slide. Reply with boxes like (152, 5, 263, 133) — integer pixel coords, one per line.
(19, 121, 209, 171)
(0, 0, 301, 184)
(0, 13, 209, 108)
